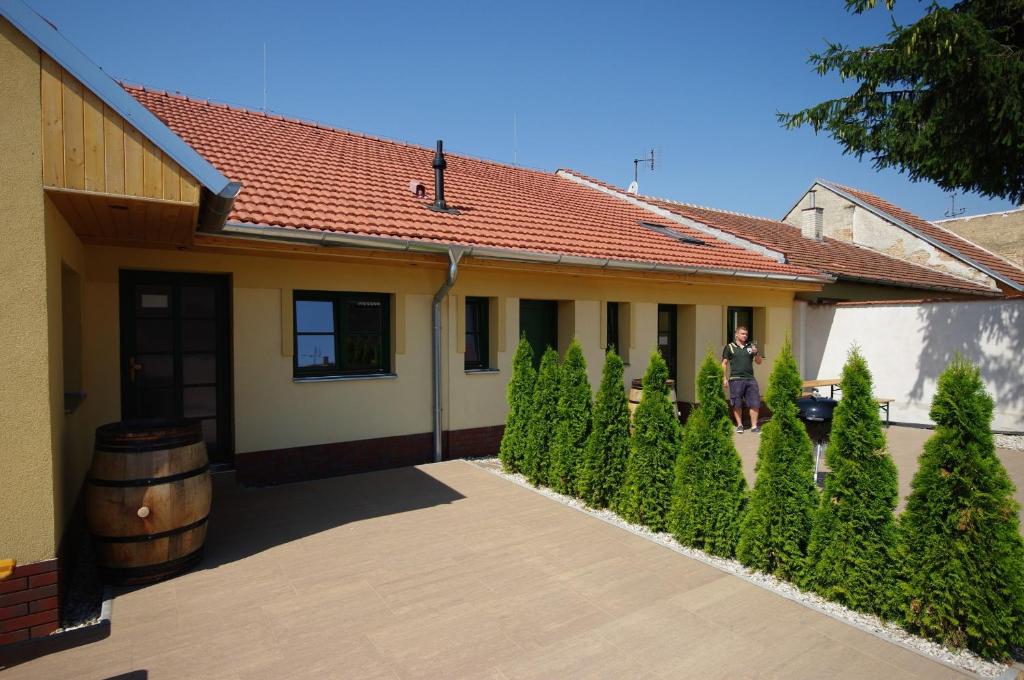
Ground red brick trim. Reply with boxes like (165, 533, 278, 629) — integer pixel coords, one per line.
(237, 425, 506, 486)
(0, 559, 59, 646)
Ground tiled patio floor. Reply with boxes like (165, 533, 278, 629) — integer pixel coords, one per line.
(2, 458, 977, 679)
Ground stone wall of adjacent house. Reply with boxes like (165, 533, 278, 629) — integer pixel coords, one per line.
(936, 209, 1024, 270)
(797, 298, 1024, 432)
(784, 185, 994, 286)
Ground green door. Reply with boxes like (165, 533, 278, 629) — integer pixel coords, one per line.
(519, 300, 558, 367)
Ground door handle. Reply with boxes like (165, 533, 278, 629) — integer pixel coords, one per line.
(128, 356, 143, 382)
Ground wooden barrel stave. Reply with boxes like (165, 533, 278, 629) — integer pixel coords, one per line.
(86, 419, 211, 585)
(628, 378, 678, 418)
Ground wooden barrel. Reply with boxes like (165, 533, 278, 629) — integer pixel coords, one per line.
(628, 378, 679, 419)
(86, 419, 211, 585)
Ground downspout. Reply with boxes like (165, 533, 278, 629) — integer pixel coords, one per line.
(432, 246, 465, 462)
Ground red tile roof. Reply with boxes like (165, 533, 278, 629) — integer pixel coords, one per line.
(822, 181, 1024, 291)
(123, 85, 823, 282)
(637, 195, 997, 296)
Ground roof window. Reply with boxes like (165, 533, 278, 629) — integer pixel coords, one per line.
(638, 221, 706, 246)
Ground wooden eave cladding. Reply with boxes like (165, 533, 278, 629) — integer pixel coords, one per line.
(40, 54, 201, 245)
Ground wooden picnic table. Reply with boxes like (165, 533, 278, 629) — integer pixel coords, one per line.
(802, 378, 841, 398)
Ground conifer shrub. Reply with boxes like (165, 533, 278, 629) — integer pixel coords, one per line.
(899, 358, 1024, 659)
(619, 349, 682, 530)
(669, 351, 747, 557)
(498, 336, 536, 474)
(549, 339, 592, 495)
(736, 338, 817, 580)
(578, 349, 631, 509)
(522, 346, 560, 487)
(802, 348, 900, 617)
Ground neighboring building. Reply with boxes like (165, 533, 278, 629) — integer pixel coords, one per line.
(783, 180, 1024, 297)
(934, 207, 1024, 271)
(0, 1, 827, 640)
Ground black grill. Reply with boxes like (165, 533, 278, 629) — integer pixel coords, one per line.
(797, 395, 837, 487)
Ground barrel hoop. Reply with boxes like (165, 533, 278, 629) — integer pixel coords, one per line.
(95, 432, 203, 453)
(100, 547, 204, 580)
(92, 514, 209, 544)
(89, 463, 210, 488)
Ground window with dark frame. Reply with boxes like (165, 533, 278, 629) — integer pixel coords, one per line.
(727, 306, 754, 343)
(606, 302, 620, 353)
(294, 291, 390, 378)
(657, 304, 678, 381)
(464, 297, 489, 370)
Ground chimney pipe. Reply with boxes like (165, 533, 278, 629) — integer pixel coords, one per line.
(430, 140, 450, 212)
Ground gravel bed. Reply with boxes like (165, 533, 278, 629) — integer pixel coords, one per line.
(467, 457, 1012, 679)
(57, 536, 103, 632)
(995, 434, 1024, 452)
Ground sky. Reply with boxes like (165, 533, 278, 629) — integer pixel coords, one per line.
(26, 0, 1018, 221)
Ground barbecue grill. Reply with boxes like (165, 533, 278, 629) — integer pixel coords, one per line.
(796, 394, 837, 487)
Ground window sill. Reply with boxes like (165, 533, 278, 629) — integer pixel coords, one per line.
(464, 368, 499, 374)
(293, 373, 397, 383)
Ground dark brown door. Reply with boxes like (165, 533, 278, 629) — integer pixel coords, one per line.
(119, 270, 233, 466)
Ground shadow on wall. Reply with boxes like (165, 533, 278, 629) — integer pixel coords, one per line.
(913, 301, 1024, 414)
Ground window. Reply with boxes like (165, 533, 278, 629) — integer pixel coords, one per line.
(727, 306, 754, 343)
(657, 304, 678, 381)
(606, 302, 620, 353)
(465, 297, 490, 370)
(294, 291, 390, 377)
(520, 299, 558, 369)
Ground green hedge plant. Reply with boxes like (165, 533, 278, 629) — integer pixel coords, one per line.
(549, 339, 592, 495)
(899, 358, 1024, 659)
(802, 348, 899, 618)
(498, 336, 536, 474)
(522, 346, 560, 487)
(619, 349, 682, 531)
(578, 348, 631, 509)
(669, 351, 747, 558)
(736, 338, 817, 580)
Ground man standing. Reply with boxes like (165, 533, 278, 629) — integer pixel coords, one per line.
(722, 326, 762, 433)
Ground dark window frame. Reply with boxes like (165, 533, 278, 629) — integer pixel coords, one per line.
(657, 303, 678, 382)
(293, 290, 391, 378)
(464, 296, 490, 370)
(606, 301, 620, 353)
(727, 306, 754, 343)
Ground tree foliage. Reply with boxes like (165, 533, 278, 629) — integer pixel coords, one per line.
(899, 358, 1024, 659)
(669, 352, 748, 557)
(803, 348, 900, 618)
(780, 0, 1024, 202)
(522, 346, 560, 487)
(736, 339, 818, 580)
(549, 339, 592, 495)
(619, 349, 682, 531)
(578, 349, 632, 509)
(499, 336, 536, 474)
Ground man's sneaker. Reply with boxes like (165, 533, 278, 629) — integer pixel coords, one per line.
(735, 426, 744, 434)
(751, 426, 761, 434)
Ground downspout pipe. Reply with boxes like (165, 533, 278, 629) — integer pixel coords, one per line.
(432, 247, 465, 462)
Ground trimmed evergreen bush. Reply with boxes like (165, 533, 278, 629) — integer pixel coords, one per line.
(498, 336, 536, 474)
(736, 338, 817, 580)
(899, 358, 1024, 659)
(669, 351, 747, 557)
(522, 346, 561, 487)
(578, 348, 631, 508)
(802, 348, 900, 618)
(619, 349, 682, 530)
(549, 339, 592, 495)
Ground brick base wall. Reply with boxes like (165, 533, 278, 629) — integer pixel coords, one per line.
(0, 559, 59, 646)
(237, 424, 506, 487)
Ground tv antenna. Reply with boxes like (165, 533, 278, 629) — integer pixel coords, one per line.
(628, 149, 655, 195)
(945, 192, 965, 218)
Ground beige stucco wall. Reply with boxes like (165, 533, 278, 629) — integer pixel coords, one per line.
(784, 184, 994, 287)
(73, 244, 799, 460)
(0, 18, 57, 563)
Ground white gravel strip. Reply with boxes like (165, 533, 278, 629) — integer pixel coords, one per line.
(995, 434, 1024, 452)
(466, 457, 1014, 679)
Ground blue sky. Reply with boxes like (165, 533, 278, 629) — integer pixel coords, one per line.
(28, 0, 1017, 221)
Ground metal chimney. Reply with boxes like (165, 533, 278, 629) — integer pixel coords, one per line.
(429, 140, 454, 213)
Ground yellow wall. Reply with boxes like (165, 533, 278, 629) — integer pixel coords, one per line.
(0, 18, 55, 563)
(70, 244, 799, 466)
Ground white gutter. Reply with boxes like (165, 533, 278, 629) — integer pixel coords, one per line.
(219, 222, 832, 284)
(556, 170, 790, 264)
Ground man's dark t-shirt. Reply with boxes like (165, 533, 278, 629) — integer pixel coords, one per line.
(722, 342, 756, 380)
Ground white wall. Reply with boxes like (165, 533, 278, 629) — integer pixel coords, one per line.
(800, 299, 1024, 432)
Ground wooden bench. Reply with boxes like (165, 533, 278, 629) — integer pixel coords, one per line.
(801, 378, 841, 399)
(876, 398, 894, 426)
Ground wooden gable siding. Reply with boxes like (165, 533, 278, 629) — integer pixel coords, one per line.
(39, 54, 200, 205)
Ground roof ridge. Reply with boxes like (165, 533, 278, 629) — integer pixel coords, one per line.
(120, 82, 557, 179)
(640, 194, 777, 222)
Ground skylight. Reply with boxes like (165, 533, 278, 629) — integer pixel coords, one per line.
(638, 221, 706, 246)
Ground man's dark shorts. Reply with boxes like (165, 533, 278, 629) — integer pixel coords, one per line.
(729, 379, 761, 409)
